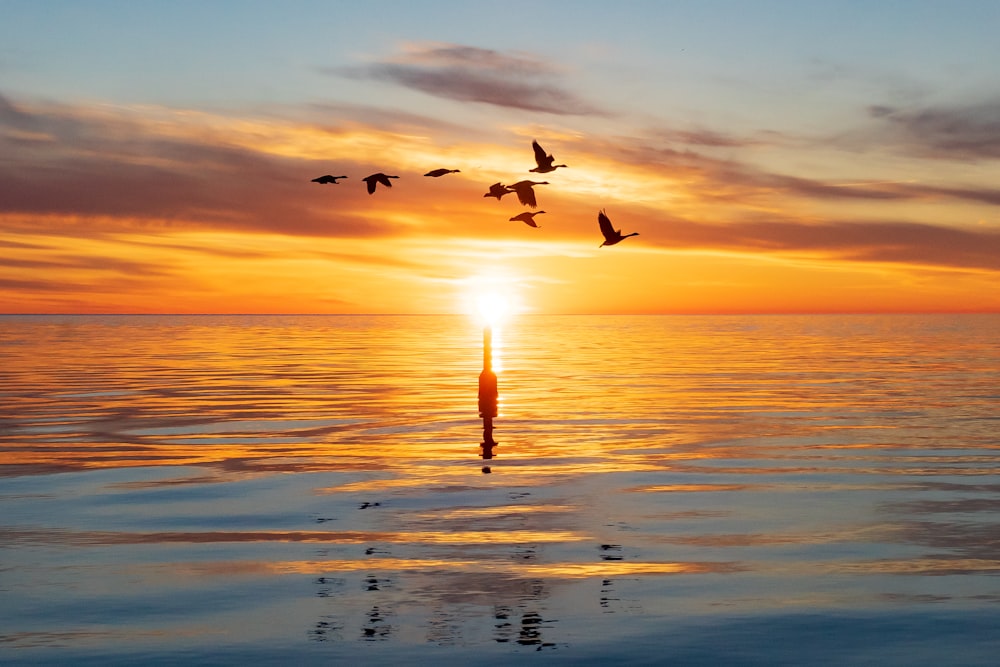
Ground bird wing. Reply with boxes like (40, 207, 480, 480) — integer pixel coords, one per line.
(532, 140, 552, 167)
(364, 176, 377, 194)
(488, 183, 511, 198)
(376, 173, 393, 188)
(514, 184, 537, 208)
(598, 210, 615, 239)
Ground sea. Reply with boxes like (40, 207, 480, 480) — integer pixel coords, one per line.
(1, 314, 999, 665)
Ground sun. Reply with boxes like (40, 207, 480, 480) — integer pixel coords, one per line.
(461, 270, 525, 326)
(476, 291, 510, 327)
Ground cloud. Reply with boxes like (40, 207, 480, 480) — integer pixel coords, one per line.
(121, 237, 274, 260)
(591, 133, 1000, 209)
(743, 173, 1000, 207)
(656, 127, 765, 148)
(307, 101, 468, 133)
(0, 93, 408, 238)
(329, 43, 606, 116)
(868, 100, 1000, 160)
(0, 277, 70, 292)
(649, 216, 1000, 272)
(396, 43, 552, 74)
(0, 238, 52, 251)
(0, 248, 181, 305)
(0, 91, 34, 125)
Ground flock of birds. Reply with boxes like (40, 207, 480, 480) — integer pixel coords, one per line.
(311, 140, 639, 247)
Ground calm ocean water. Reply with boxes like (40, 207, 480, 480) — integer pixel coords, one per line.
(2, 314, 999, 665)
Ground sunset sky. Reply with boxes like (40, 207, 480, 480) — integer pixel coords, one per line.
(3, 1, 1000, 314)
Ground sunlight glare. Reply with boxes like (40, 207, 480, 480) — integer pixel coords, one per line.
(476, 291, 509, 327)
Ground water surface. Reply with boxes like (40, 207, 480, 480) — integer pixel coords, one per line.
(2, 314, 999, 665)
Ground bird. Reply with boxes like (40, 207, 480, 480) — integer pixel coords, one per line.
(311, 175, 348, 184)
(484, 182, 514, 200)
(424, 168, 461, 177)
(509, 211, 545, 228)
(507, 180, 549, 208)
(598, 209, 639, 247)
(362, 173, 399, 194)
(529, 140, 567, 174)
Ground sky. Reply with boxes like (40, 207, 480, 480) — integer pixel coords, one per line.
(3, 0, 1000, 314)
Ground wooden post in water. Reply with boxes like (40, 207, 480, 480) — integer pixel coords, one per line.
(478, 324, 498, 459)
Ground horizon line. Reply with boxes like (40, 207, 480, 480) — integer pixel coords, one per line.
(2, 311, 998, 317)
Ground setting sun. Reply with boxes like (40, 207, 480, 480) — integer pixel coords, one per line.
(475, 291, 510, 327)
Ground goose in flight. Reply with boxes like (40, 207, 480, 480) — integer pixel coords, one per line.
(424, 168, 461, 177)
(484, 182, 514, 200)
(598, 209, 639, 247)
(507, 180, 549, 208)
(362, 173, 399, 194)
(311, 175, 348, 184)
(529, 140, 567, 174)
(509, 211, 545, 228)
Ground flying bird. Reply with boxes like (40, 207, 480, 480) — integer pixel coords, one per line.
(509, 211, 545, 228)
(484, 182, 514, 200)
(362, 173, 399, 194)
(507, 180, 549, 208)
(598, 209, 639, 247)
(311, 175, 348, 184)
(529, 140, 567, 174)
(424, 168, 461, 177)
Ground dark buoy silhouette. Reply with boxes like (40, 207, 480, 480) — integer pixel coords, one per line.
(475, 294, 507, 461)
(479, 323, 498, 458)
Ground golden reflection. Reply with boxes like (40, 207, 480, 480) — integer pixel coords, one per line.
(628, 483, 761, 493)
(410, 505, 576, 520)
(2, 527, 587, 546)
(178, 558, 741, 579)
(665, 524, 896, 547)
(320, 460, 678, 493)
(321, 476, 484, 494)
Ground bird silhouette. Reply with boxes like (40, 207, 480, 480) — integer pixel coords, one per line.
(509, 211, 545, 228)
(507, 180, 549, 208)
(311, 175, 348, 184)
(529, 140, 567, 174)
(598, 209, 639, 247)
(362, 173, 399, 194)
(424, 168, 461, 177)
(484, 182, 514, 200)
